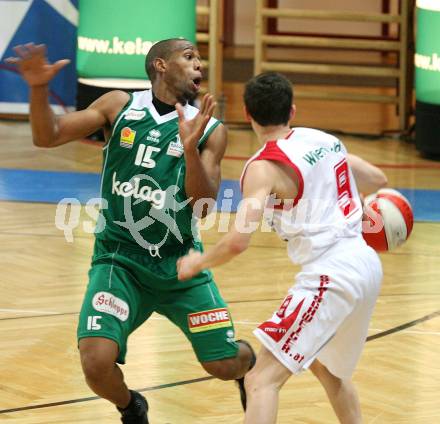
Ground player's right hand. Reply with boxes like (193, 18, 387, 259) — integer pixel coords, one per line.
(176, 93, 216, 153)
(5, 43, 70, 87)
(177, 249, 203, 281)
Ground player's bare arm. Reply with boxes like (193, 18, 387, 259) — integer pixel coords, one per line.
(177, 161, 274, 281)
(6, 43, 129, 147)
(53, 90, 129, 146)
(347, 153, 388, 194)
(176, 94, 227, 215)
(198, 123, 227, 200)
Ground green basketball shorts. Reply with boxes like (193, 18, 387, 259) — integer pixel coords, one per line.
(77, 239, 239, 364)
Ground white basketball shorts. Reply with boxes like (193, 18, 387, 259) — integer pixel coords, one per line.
(254, 241, 382, 379)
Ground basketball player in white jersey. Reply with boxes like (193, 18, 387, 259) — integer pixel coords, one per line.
(176, 72, 386, 424)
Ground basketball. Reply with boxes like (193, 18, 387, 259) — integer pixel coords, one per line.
(362, 188, 414, 251)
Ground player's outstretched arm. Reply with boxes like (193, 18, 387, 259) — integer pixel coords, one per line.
(347, 153, 388, 194)
(177, 161, 273, 281)
(6, 43, 129, 147)
(53, 91, 130, 147)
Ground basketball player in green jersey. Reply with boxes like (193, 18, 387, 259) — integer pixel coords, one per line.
(8, 39, 255, 423)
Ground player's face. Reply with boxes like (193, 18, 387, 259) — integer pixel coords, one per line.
(164, 42, 203, 103)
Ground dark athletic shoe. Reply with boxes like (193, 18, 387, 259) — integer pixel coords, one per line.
(118, 390, 149, 424)
(235, 339, 257, 411)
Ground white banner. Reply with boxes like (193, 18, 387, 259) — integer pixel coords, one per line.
(0, 0, 78, 114)
(417, 0, 440, 12)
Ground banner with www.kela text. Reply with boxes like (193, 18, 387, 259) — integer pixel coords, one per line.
(415, 0, 440, 104)
(76, 0, 196, 79)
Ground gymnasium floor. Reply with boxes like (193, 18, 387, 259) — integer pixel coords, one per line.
(0, 102, 439, 423)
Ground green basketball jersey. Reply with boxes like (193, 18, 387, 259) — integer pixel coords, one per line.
(96, 89, 221, 251)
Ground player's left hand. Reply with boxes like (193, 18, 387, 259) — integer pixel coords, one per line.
(176, 94, 216, 152)
(177, 249, 203, 281)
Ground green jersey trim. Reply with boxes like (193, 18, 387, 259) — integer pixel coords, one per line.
(104, 92, 134, 149)
(99, 93, 133, 201)
(198, 119, 221, 149)
(114, 90, 220, 147)
(99, 140, 111, 199)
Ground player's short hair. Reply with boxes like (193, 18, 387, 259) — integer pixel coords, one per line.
(244, 72, 293, 126)
(145, 38, 189, 82)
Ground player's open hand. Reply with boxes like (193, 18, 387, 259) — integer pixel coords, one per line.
(177, 249, 203, 281)
(176, 94, 216, 152)
(5, 43, 70, 87)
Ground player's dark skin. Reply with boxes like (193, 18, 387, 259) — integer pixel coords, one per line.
(6, 40, 254, 410)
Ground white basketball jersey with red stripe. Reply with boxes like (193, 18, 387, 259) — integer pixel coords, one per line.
(241, 127, 364, 265)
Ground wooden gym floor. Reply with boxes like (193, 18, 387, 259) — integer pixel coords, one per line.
(0, 90, 439, 423)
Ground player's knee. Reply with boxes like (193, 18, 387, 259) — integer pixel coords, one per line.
(244, 367, 260, 393)
(79, 342, 116, 383)
(310, 360, 339, 385)
(244, 367, 282, 394)
(201, 359, 238, 381)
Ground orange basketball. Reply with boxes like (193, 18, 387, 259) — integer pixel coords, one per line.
(362, 188, 414, 251)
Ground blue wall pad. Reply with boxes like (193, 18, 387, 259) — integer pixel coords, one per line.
(0, 169, 101, 204)
(0, 168, 438, 222)
(398, 188, 440, 222)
